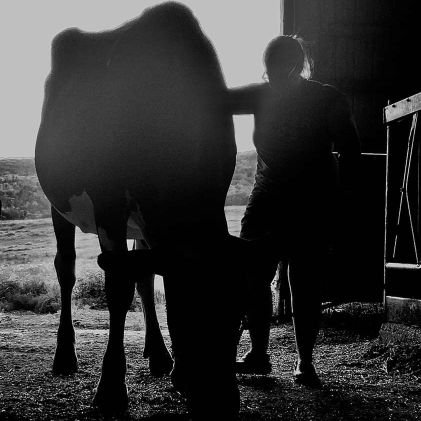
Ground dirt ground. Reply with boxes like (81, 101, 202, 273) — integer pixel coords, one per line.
(1, 307, 421, 421)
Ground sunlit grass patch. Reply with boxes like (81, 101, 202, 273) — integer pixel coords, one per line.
(74, 271, 107, 310)
(0, 277, 60, 314)
(74, 271, 165, 311)
(0, 260, 166, 314)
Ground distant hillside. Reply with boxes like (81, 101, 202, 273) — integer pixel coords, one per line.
(225, 150, 257, 206)
(0, 152, 257, 219)
(0, 158, 50, 219)
(0, 158, 36, 177)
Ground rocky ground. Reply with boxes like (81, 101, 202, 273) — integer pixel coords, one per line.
(1, 306, 421, 420)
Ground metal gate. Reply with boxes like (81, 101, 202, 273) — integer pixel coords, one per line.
(384, 92, 421, 325)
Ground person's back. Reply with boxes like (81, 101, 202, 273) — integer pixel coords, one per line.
(253, 79, 341, 187)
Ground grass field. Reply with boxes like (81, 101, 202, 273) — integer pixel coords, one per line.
(0, 206, 245, 295)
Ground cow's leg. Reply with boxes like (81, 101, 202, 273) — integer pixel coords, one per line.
(277, 260, 292, 322)
(164, 245, 240, 420)
(134, 240, 173, 376)
(97, 242, 173, 375)
(51, 206, 78, 375)
(93, 211, 134, 414)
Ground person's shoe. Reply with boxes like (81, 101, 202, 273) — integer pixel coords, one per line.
(236, 351, 272, 375)
(293, 361, 321, 388)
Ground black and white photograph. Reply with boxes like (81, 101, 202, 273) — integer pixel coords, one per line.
(1, 1, 421, 419)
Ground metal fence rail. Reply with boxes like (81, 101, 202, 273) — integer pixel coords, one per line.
(384, 92, 421, 323)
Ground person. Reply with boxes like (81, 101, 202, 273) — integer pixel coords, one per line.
(229, 35, 360, 386)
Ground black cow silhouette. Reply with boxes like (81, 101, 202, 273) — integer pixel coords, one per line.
(35, 2, 240, 418)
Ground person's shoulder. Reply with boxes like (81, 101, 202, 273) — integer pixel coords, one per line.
(305, 79, 341, 95)
(306, 79, 347, 105)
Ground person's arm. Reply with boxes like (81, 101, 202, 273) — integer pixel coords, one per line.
(328, 93, 361, 190)
(227, 84, 261, 115)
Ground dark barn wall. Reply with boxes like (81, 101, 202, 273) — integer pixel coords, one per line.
(282, 0, 421, 302)
(283, 0, 421, 152)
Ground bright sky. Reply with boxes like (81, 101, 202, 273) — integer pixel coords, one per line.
(1, 1, 280, 157)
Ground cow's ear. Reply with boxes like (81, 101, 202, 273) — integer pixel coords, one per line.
(51, 27, 82, 72)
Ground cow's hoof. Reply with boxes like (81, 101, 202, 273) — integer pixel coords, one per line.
(52, 345, 78, 375)
(93, 381, 129, 415)
(149, 355, 173, 377)
(143, 336, 173, 377)
(170, 365, 190, 396)
(187, 384, 240, 421)
(147, 348, 173, 377)
(235, 351, 272, 375)
(293, 361, 321, 388)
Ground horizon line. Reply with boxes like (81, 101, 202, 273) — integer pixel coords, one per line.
(0, 149, 257, 160)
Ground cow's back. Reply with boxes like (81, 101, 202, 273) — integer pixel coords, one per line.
(36, 2, 236, 244)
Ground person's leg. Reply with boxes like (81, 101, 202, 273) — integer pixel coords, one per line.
(236, 187, 281, 374)
(236, 251, 278, 374)
(288, 250, 324, 387)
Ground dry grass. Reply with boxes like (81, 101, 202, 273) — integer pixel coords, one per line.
(0, 207, 245, 313)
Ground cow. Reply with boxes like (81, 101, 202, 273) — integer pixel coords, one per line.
(35, 2, 241, 418)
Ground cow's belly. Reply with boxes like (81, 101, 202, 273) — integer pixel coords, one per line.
(58, 190, 148, 243)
